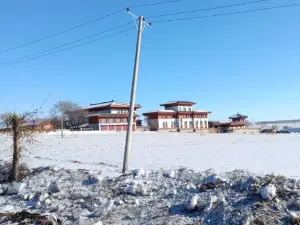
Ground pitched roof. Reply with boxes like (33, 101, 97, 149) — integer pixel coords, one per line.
(229, 113, 248, 119)
(160, 101, 196, 106)
(82, 100, 141, 110)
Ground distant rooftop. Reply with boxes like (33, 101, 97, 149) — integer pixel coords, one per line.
(82, 100, 141, 110)
(229, 113, 248, 119)
(160, 101, 196, 106)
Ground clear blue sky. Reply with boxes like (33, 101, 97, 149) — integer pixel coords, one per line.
(0, 0, 299, 121)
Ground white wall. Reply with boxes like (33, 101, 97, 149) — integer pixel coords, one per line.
(147, 117, 209, 130)
(181, 118, 193, 128)
(158, 118, 176, 128)
(110, 109, 129, 114)
(193, 118, 209, 128)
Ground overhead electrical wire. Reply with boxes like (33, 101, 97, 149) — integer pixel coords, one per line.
(0, 0, 186, 54)
(131, 0, 184, 8)
(0, 22, 132, 65)
(2, 1, 299, 67)
(0, 27, 135, 67)
(152, 3, 300, 23)
(0, 9, 125, 54)
(147, 0, 271, 18)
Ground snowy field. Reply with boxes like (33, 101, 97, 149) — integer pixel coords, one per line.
(1, 132, 300, 224)
(0, 131, 299, 178)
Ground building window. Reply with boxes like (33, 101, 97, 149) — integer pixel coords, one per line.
(108, 118, 114, 123)
(100, 119, 106, 123)
(163, 121, 168, 128)
(200, 121, 203, 128)
(115, 118, 121, 123)
(184, 107, 187, 111)
(189, 121, 193, 128)
(179, 107, 182, 111)
(184, 121, 188, 128)
(189, 108, 192, 111)
(123, 118, 128, 122)
(196, 121, 199, 128)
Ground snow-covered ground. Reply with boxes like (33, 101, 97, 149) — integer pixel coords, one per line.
(0, 131, 300, 178)
(1, 132, 300, 224)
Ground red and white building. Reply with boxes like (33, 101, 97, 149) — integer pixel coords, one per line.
(210, 113, 248, 133)
(83, 101, 141, 131)
(143, 101, 211, 131)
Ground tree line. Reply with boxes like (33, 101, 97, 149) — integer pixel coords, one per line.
(0, 100, 85, 130)
(0, 100, 83, 181)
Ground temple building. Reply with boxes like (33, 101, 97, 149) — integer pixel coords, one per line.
(210, 113, 248, 133)
(143, 101, 211, 131)
(83, 100, 141, 131)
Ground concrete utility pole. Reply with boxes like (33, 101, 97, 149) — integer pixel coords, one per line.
(59, 101, 64, 139)
(61, 112, 64, 139)
(122, 9, 151, 173)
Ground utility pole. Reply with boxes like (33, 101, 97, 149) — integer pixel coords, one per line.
(59, 101, 64, 139)
(122, 9, 151, 173)
(61, 113, 64, 139)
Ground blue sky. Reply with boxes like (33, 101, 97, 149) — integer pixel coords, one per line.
(0, 0, 299, 121)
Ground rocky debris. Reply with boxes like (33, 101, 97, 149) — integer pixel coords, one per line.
(0, 164, 300, 224)
(295, 199, 300, 209)
(0, 205, 14, 212)
(203, 195, 218, 212)
(133, 168, 145, 177)
(93, 221, 103, 225)
(0, 210, 62, 225)
(184, 195, 198, 211)
(123, 180, 148, 196)
(6, 182, 26, 195)
(261, 184, 277, 200)
(39, 193, 50, 202)
(164, 171, 175, 178)
(83, 173, 102, 186)
(49, 182, 60, 193)
(92, 200, 114, 218)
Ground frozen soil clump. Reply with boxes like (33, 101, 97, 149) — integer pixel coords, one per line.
(0, 164, 300, 224)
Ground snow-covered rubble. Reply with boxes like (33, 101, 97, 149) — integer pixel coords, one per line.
(1, 165, 300, 224)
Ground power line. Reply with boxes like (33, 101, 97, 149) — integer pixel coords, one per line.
(0, 0, 185, 54)
(152, 3, 300, 23)
(0, 22, 132, 65)
(0, 9, 125, 54)
(147, 0, 271, 18)
(131, 0, 184, 8)
(1, 28, 135, 67)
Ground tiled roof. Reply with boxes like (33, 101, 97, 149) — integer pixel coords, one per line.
(160, 101, 196, 106)
(229, 113, 248, 119)
(82, 100, 141, 110)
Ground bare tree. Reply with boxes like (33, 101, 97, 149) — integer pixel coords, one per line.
(4, 112, 36, 181)
(0, 112, 11, 132)
(49, 101, 81, 128)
